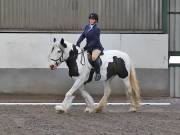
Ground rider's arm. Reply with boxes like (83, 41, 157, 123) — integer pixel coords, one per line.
(94, 27, 101, 45)
(76, 26, 87, 47)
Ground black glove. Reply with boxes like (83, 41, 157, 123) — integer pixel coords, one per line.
(83, 46, 87, 51)
(76, 43, 80, 47)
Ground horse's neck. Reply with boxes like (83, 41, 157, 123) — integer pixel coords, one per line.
(65, 46, 87, 77)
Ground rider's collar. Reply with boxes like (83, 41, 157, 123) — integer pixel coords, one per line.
(89, 24, 96, 28)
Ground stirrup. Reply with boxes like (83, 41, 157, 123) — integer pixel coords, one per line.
(95, 73, 101, 81)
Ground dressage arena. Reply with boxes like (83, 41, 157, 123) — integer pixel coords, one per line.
(0, 96, 179, 135)
(0, 95, 178, 135)
(0, 0, 180, 135)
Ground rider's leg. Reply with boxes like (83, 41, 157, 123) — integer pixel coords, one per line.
(79, 85, 95, 113)
(92, 49, 101, 61)
(92, 49, 101, 81)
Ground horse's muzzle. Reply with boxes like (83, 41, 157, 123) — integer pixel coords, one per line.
(50, 64, 57, 70)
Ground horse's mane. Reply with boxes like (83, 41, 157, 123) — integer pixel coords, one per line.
(64, 41, 73, 46)
(64, 40, 81, 51)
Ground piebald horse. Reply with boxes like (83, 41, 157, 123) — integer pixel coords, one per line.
(48, 38, 140, 113)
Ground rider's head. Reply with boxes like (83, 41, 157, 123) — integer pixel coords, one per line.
(89, 13, 98, 25)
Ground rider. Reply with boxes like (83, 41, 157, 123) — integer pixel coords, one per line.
(76, 13, 104, 81)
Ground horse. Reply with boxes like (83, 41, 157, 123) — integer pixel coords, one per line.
(48, 38, 141, 113)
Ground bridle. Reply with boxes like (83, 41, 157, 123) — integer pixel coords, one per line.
(49, 48, 65, 65)
(49, 47, 85, 66)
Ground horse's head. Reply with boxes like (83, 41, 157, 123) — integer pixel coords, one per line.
(48, 38, 75, 70)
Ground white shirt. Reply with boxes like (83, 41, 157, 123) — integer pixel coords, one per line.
(89, 24, 94, 31)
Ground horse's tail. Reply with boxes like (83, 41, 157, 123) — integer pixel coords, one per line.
(129, 65, 141, 107)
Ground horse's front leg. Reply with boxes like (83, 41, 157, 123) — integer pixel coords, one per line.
(79, 85, 95, 113)
(55, 78, 84, 113)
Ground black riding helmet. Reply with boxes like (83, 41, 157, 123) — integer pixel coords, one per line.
(88, 13, 98, 22)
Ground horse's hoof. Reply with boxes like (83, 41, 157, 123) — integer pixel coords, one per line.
(84, 107, 95, 113)
(56, 110, 65, 114)
(55, 105, 66, 114)
(128, 107, 137, 112)
(95, 107, 103, 113)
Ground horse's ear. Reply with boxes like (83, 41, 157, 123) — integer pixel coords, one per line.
(60, 38, 67, 48)
(53, 38, 56, 42)
(60, 38, 64, 44)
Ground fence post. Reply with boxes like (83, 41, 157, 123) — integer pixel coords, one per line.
(162, 0, 168, 33)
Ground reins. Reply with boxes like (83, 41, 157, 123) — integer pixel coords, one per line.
(67, 49, 86, 66)
(50, 47, 86, 66)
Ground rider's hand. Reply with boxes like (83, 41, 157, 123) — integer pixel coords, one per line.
(83, 46, 87, 51)
(76, 43, 80, 47)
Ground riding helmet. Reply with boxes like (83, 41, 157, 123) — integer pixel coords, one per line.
(88, 13, 98, 22)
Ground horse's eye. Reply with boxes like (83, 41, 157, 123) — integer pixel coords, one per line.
(51, 47, 54, 52)
(58, 50, 61, 53)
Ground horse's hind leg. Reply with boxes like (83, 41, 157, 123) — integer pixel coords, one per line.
(79, 85, 95, 113)
(95, 78, 113, 113)
(123, 78, 137, 112)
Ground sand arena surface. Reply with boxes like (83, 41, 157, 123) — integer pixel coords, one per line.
(0, 96, 179, 135)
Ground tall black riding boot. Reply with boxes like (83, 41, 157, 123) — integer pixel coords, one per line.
(94, 58, 101, 81)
